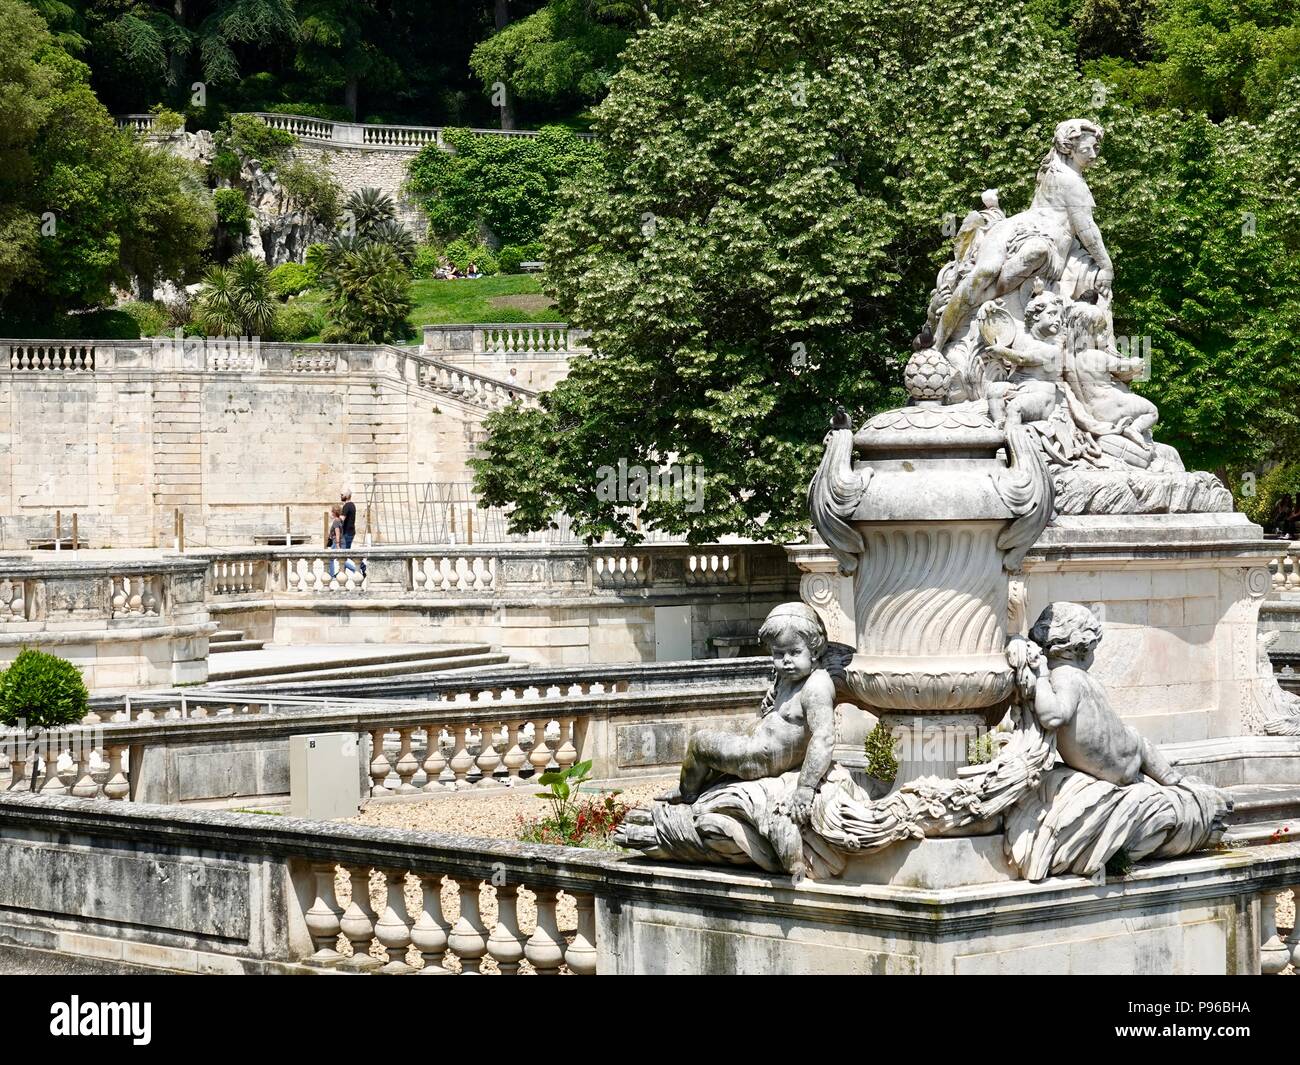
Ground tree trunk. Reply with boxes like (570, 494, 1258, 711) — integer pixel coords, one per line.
(345, 74, 359, 121)
(170, 0, 187, 92)
(494, 0, 515, 130)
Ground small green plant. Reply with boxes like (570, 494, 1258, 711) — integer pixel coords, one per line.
(864, 722, 898, 783)
(213, 188, 251, 236)
(966, 731, 1000, 766)
(148, 104, 185, 136)
(0, 649, 90, 789)
(269, 262, 312, 298)
(516, 759, 632, 849)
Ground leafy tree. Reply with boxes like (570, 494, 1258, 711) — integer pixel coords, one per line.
(277, 157, 342, 228)
(1087, 0, 1300, 120)
(320, 242, 412, 342)
(120, 145, 215, 297)
(0, 648, 90, 790)
(408, 124, 599, 245)
(293, 0, 400, 119)
(473, 0, 1086, 542)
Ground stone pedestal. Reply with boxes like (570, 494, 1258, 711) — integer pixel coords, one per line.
(596, 844, 1278, 974)
(1021, 513, 1276, 743)
(792, 510, 1278, 747)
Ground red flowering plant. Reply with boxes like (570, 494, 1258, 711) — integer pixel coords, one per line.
(516, 758, 631, 849)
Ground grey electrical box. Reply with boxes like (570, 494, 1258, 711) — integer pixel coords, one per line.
(290, 732, 361, 820)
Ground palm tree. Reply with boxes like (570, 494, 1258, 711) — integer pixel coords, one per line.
(195, 254, 276, 337)
(344, 187, 396, 238)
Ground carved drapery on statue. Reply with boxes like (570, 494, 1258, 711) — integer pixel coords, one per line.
(616, 616, 1230, 883)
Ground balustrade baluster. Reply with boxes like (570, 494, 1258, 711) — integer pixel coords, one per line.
(7, 749, 29, 791)
(503, 722, 528, 781)
(1262, 889, 1290, 973)
(369, 729, 393, 796)
(339, 867, 383, 972)
(304, 865, 344, 966)
(525, 887, 565, 975)
(394, 727, 420, 793)
(448, 879, 489, 974)
(566, 893, 598, 975)
(103, 746, 129, 799)
(529, 720, 553, 776)
(487, 885, 525, 975)
(71, 752, 99, 798)
(412, 874, 451, 974)
(421, 725, 447, 790)
(375, 871, 415, 974)
(476, 723, 502, 785)
(555, 717, 578, 773)
(448, 725, 475, 787)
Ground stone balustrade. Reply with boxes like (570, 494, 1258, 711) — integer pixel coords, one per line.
(1269, 541, 1300, 595)
(246, 112, 596, 150)
(0, 662, 769, 804)
(0, 791, 611, 974)
(113, 113, 156, 134)
(2, 788, 1300, 974)
(0, 557, 212, 688)
(199, 543, 768, 604)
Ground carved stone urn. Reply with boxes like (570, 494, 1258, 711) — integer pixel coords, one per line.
(809, 402, 1053, 780)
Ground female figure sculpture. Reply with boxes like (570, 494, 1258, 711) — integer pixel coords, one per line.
(928, 119, 1113, 355)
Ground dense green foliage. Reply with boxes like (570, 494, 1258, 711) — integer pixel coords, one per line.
(473, 0, 1300, 542)
(195, 251, 275, 335)
(408, 125, 599, 246)
(0, 648, 89, 732)
(319, 241, 412, 343)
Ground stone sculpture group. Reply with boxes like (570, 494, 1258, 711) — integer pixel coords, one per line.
(615, 119, 1234, 883)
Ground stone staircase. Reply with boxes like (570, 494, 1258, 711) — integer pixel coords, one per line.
(1220, 784, 1300, 846)
(208, 629, 266, 654)
(203, 631, 510, 687)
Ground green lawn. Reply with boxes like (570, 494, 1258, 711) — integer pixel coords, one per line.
(408, 274, 557, 327)
(0, 273, 559, 342)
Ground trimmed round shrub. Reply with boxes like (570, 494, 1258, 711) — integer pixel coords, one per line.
(270, 262, 312, 298)
(497, 244, 524, 274)
(443, 238, 497, 275)
(0, 649, 89, 732)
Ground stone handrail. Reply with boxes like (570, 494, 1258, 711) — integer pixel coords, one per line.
(1269, 540, 1300, 595)
(0, 556, 210, 640)
(0, 790, 611, 973)
(384, 346, 539, 411)
(3, 789, 1300, 974)
(0, 338, 554, 414)
(421, 323, 590, 358)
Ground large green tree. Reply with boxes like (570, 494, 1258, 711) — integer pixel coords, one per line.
(472, 0, 1088, 543)
(474, 0, 1300, 542)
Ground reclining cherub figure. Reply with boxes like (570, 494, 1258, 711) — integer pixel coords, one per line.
(658, 602, 836, 826)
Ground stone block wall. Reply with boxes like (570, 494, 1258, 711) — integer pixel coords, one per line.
(295, 145, 426, 235)
(0, 358, 490, 549)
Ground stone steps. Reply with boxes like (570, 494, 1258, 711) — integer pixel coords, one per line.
(209, 630, 267, 654)
(205, 643, 509, 685)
